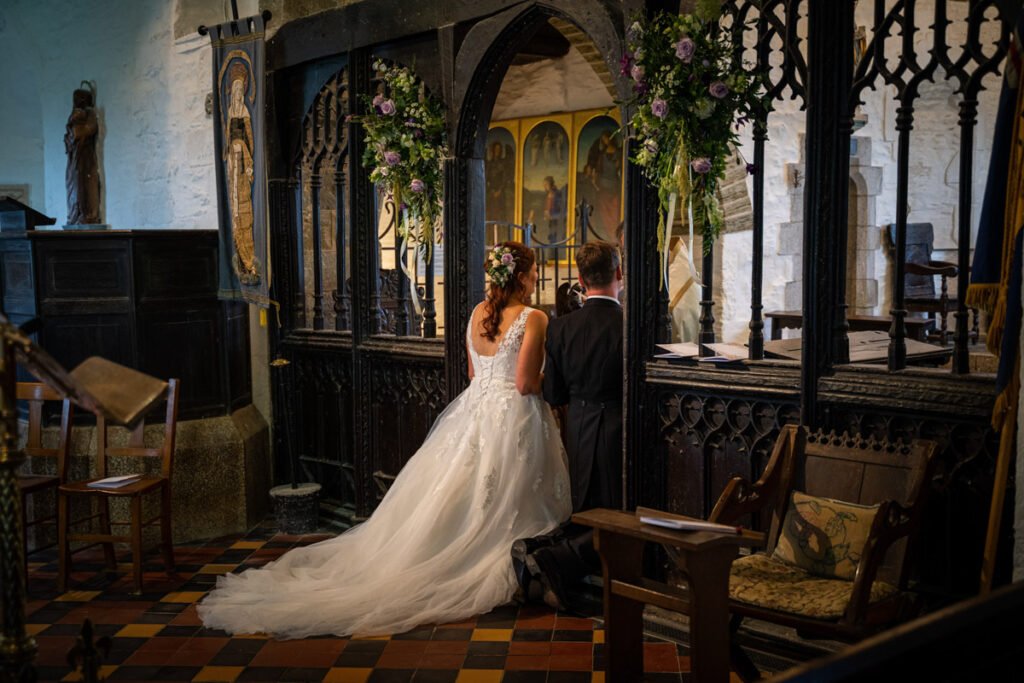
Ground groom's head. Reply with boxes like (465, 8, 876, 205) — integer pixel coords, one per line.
(576, 241, 622, 297)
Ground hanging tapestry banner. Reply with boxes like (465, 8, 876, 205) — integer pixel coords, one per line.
(208, 14, 273, 309)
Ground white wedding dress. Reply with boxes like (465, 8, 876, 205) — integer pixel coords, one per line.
(198, 306, 571, 638)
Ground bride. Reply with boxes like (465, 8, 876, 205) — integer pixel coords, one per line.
(199, 241, 571, 638)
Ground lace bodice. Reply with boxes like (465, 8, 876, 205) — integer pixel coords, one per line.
(467, 306, 533, 388)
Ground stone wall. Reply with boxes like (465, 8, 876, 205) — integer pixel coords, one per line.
(25, 406, 271, 547)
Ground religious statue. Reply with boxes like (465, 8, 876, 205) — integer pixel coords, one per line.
(64, 82, 101, 225)
(224, 62, 259, 283)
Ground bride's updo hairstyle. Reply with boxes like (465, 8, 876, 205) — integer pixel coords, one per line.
(481, 241, 535, 342)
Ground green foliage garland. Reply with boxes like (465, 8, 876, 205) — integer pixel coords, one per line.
(355, 61, 447, 260)
(622, 5, 766, 256)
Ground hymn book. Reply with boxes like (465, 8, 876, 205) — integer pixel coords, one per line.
(87, 474, 143, 490)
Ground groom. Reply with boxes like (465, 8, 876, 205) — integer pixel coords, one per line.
(519, 240, 624, 610)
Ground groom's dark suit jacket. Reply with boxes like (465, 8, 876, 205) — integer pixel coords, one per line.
(543, 297, 623, 512)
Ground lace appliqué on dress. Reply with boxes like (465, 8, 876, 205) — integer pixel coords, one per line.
(482, 467, 498, 509)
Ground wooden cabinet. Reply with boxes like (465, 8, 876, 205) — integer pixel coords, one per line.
(0, 230, 250, 420)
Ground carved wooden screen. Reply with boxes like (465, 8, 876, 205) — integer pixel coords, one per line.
(291, 68, 352, 332)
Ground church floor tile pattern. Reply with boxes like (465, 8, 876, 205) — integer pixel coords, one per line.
(23, 520, 744, 682)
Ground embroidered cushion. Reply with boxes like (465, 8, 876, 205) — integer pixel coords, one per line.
(772, 491, 879, 581)
(729, 553, 898, 620)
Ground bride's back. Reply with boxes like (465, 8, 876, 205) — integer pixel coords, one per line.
(467, 304, 537, 389)
(469, 303, 529, 357)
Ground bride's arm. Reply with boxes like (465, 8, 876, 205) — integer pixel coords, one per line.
(515, 310, 548, 395)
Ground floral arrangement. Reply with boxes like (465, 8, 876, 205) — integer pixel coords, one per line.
(486, 246, 517, 288)
(622, 2, 765, 256)
(355, 61, 447, 260)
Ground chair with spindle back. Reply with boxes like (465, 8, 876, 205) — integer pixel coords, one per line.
(17, 381, 74, 583)
(58, 378, 179, 594)
(887, 223, 979, 345)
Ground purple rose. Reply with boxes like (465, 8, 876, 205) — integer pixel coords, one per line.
(745, 163, 757, 175)
(709, 81, 729, 99)
(690, 157, 712, 174)
(410, 178, 426, 193)
(650, 98, 668, 119)
(501, 253, 514, 265)
(379, 99, 396, 116)
(675, 36, 695, 62)
(372, 94, 384, 108)
(383, 150, 401, 166)
(630, 64, 645, 82)
(634, 80, 649, 96)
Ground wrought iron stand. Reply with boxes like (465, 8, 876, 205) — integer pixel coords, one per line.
(0, 321, 37, 682)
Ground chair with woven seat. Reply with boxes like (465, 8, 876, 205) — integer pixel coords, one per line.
(58, 378, 179, 594)
(17, 381, 74, 583)
(710, 424, 937, 679)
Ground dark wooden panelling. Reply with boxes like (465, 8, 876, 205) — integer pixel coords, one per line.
(137, 308, 224, 416)
(0, 230, 250, 420)
(37, 239, 131, 306)
(287, 340, 357, 520)
(224, 301, 252, 414)
(40, 314, 135, 371)
(134, 240, 218, 303)
(0, 244, 35, 317)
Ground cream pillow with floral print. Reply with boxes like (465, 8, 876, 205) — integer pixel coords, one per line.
(772, 491, 879, 581)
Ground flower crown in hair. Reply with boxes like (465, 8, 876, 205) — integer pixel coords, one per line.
(487, 246, 517, 288)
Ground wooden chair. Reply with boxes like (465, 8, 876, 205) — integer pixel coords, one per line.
(710, 425, 937, 679)
(887, 223, 978, 344)
(17, 382, 74, 583)
(58, 379, 179, 594)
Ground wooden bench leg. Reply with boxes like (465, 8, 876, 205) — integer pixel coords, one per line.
(595, 530, 645, 682)
(130, 496, 143, 595)
(21, 490, 30, 592)
(57, 492, 69, 593)
(161, 485, 175, 574)
(687, 545, 739, 683)
(97, 497, 117, 570)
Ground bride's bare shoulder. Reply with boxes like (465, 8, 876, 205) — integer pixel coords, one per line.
(523, 307, 548, 330)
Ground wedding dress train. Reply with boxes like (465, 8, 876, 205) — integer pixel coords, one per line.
(198, 307, 571, 638)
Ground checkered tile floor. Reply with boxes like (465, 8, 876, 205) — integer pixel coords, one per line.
(23, 520, 737, 682)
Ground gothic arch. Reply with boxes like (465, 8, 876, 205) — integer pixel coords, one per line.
(444, 0, 628, 395)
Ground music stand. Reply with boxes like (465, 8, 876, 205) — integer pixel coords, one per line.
(0, 314, 167, 681)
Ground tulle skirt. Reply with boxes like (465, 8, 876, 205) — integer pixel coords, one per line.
(197, 379, 571, 638)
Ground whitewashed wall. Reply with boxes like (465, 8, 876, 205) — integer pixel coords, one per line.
(0, 0, 257, 228)
(0, 8, 45, 209)
(0, 0, 269, 429)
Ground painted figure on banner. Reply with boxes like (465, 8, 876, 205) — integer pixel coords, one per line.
(64, 81, 101, 225)
(224, 61, 259, 284)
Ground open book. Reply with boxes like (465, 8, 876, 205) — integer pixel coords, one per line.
(16, 343, 168, 425)
(87, 474, 142, 490)
(639, 515, 743, 535)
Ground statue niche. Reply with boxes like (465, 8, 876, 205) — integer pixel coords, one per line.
(64, 81, 102, 225)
